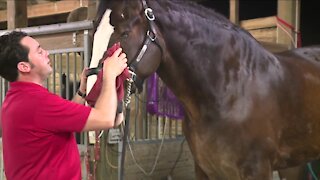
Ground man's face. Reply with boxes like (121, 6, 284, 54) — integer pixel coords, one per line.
(20, 36, 52, 78)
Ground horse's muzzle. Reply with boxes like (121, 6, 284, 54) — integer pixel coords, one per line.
(86, 67, 144, 94)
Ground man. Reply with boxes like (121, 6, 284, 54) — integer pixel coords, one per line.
(0, 31, 127, 179)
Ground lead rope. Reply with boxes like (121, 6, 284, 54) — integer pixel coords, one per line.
(84, 69, 135, 180)
(120, 71, 135, 180)
(124, 73, 134, 108)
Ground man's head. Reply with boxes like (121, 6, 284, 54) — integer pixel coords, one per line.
(0, 31, 29, 82)
(0, 31, 52, 83)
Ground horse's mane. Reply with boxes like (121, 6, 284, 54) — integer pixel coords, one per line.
(153, 0, 278, 65)
(154, 1, 250, 36)
(166, 0, 233, 27)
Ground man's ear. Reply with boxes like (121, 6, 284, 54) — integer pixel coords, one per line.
(17, 62, 31, 73)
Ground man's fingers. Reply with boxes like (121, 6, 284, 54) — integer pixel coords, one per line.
(121, 57, 128, 63)
(112, 48, 123, 58)
(119, 52, 126, 60)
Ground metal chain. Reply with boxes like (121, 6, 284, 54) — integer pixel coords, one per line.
(124, 71, 136, 107)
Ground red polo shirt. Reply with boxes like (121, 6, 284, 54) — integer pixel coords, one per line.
(1, 82, 91, 180)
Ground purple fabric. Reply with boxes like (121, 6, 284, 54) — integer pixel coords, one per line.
(147, 73, 184, 119)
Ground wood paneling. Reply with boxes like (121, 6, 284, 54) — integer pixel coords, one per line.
(7, 0, 27, 29)
(241, 16, 277, 30)
(34, 32, 84, 50)
(0, 0, 89, 23)
(240, 16, 290, 52)
(230, 0, 239, 25)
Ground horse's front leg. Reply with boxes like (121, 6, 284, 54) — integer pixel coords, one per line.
(195, 162, 209, 180)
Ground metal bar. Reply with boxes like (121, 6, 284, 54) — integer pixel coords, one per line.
(295, 0, 301, 47)
(48, 47, 84, 55)
(59, 53, 63, 97)
(0, 21, 94, 36)
(175, 118, 178, 137)
(134, 95, 139, 140)
(73, 52, 77, 94)
(157, 116, 160, 139)
(143, 84, 148, 139)
(117, 138, 123, 180)
(169, 117, 172, 138)
(147, 116, 151, 139)
(83, 132, 88, 179)
(73, 52, 77, 92)
(52, 55, 56, 93)
(83, 30, 91, 68)
(60, 53, 63, 95)
(81, 51, 84, 72)
(66, 53, 70, 100)
(0, 78, 3, 104)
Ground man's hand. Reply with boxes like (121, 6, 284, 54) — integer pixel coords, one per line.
(79, 67, 88, 94)
(103, 48, 128, 81)
(72, 67, 88, 104)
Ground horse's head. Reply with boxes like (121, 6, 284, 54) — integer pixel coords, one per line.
(98, 0, 164, 92)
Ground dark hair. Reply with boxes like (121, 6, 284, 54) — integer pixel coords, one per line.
(0, 31, 29, 82)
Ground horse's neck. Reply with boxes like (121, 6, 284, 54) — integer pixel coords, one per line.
(150, 0, 280, 103)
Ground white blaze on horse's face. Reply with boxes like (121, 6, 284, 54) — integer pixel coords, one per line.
(87, 9, 114, 94)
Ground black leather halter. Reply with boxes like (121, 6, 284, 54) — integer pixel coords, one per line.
(126, 0, 163, 91)
(128, 0, 161, 72)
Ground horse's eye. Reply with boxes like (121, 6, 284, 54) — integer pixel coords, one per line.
(120, 31, 129, 39)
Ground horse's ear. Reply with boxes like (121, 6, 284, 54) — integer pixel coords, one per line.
(95, 0, 123, 27)
(95, 0, 114, 22)
(97, 0, 120, 12)
(67, 7, 88, 22)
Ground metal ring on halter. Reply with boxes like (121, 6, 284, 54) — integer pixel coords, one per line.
(145, 8, 155, 21)
(147, 30, 156, 41)
(128, 70, 137, 82)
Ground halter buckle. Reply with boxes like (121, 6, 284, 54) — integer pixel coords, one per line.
(128, 70, 137, 82)
(147, 30, 156, 41)
(145, 8, 155, 21)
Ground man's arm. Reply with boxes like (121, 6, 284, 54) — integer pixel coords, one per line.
(72, 68, 88, 104)
(82, 48, 127, 131)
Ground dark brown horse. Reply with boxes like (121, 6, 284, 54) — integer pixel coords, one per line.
(92, 0, 320, 179)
